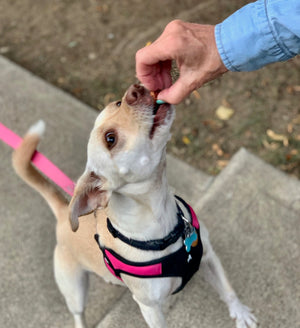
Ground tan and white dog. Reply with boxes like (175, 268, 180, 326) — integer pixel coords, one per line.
(12, 84, 257, 328)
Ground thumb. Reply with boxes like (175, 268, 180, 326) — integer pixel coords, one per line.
(157, 77, 194, 105)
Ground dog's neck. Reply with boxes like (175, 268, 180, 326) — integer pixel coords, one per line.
(105, 157, 177, 240)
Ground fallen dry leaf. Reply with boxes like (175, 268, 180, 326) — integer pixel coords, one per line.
(217, 160, 229, 168)
(290, 149, 299, 156)
(287, 85, 300, 94)
(221, 99, 231, 108)
(212, 143, 224, 157)
(96, 4, 109, 13)
(292, 115, 300, 125)
(191, 127, 199, 137)
(280, 162, 299, 172)
(71, 87, 83, 96)
(88, 52, 97, 60)
(0, 46, 10, 54)
(286, 150, 299, 161)
(286, 86, 294, 94)
(293, 85, 300, 92)
(104, 93, 116, 104)
(182, 136, 191, 145)
(287, 123, 293, 134)
(261, 79, 269, 87)
(266, 129, 289, 146)
(244, 130, 252, 138)
(57, 77, 66, 85)
(216, 105, 234, 121)
(184, 98, 191, 106)
(182, 127, 191, 135)
(192, 90, 201, 100)
(202, 119, 224, 131)
(262, 139, 280, 150)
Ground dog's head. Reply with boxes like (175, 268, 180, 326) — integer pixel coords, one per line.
(69, 84, 175, 231)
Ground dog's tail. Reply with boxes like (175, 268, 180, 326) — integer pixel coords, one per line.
(12, 120, 68, 219)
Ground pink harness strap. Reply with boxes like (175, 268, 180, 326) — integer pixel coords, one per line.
(94, 196, 203, 294)
(0, 122, 75, 196)
(188, 204, 200, 229)
(104, 249, 162, 281)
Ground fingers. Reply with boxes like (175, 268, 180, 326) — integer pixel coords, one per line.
(160, 61, 173, 89)
(136, 43, 173, 91)
(157, 76, 198, 105)
(136, 20, 201, 104)
(136, 20, 188, 96)
(136, 21, 227, 105)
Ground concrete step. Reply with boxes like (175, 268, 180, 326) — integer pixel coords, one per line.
(0, 55, 127, 328)
(1, 55, 299, 328)
(96, 148, 300, 328)
(0, 55, 212, 328)
(166, 154, 213, 204)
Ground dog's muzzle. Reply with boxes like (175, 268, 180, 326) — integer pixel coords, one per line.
(125, 84, 154, 107)
(125, 84, 171, 138)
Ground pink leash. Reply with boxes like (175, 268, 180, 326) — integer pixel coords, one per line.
(0, 122, 75, 196)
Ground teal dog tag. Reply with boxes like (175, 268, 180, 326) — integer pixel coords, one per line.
(184, 229, 198, 253)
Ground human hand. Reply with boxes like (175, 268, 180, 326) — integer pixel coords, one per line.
(136, 20, 228, 104)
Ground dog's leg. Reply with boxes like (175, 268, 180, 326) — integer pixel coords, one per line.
(133, 297, 167, 328)
(54, 246, 89, 328)
(200, 223, 257, 328)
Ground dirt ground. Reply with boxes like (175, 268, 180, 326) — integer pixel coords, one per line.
(1, 0, 299, 177)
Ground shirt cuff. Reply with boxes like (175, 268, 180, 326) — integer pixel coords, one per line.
(214, 0, 293, 72)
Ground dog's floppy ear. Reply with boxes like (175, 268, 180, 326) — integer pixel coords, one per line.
(69, 171, 110, 232)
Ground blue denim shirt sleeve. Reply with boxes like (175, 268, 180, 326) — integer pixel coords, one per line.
(215, 0, 300, 71)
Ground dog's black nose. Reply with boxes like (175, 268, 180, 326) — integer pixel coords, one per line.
(126, 84, 152, 106)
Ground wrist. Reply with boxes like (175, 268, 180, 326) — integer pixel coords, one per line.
(193, 24, 228, 85)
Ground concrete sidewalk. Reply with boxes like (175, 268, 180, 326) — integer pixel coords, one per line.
(1, 56, 299, 328)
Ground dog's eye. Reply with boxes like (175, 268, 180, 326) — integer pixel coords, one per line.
(116, 101, 121, 107)
(104, 131, 117, 150)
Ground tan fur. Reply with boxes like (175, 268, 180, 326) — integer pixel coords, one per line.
(12, 130, 122, 285)
(12, 133, 68, 219)
(12, 85, 257, 328)
(93, 99, 146, 155)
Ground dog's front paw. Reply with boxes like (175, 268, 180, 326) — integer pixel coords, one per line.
(228, 298, 257, 328)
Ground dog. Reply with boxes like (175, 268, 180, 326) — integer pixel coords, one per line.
(12, 84, 257, 328)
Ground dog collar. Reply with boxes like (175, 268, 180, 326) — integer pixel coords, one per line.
(106, 200, 185, 251)
(94, 195, 203, 294)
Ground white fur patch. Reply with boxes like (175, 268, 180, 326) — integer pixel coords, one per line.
(139, 156, 149, 166)
(28, 120, 46, 137)
(119, 166, 129, 175)
(228, 297, 257, 328)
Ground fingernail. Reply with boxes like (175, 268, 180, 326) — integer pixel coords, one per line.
(156, 99, 166, 105)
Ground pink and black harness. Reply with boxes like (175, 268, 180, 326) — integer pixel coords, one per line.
(94, 196, 203, 294)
